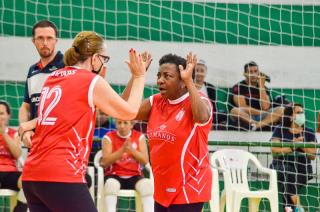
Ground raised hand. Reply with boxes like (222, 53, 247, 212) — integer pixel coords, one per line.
(141, 51, 153, 71)
(179, 52, 197, 83)
(125, 48, 147, 78)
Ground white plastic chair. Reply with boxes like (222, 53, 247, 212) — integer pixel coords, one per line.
(209, 167, 220, 212)
(210, 149, 278, 212)
(94, 150, 152, 212)
(0, 189, 18, 211)
(87, 166, 95, 201)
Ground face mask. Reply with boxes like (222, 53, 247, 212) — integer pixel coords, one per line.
(91, 57, 104, 75)
(294, 113, 305, 127)
(91, 64, 103, 74)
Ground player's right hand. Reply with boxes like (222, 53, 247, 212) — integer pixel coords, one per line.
(21, 130, 34, 148)
(125, 49, 149, 78)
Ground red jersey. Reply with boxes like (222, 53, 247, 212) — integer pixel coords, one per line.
(22, 67, 99, 183)
(0, 128, 18, 172)
(147, 92, 213, 206)
(104, 130, 144, 177)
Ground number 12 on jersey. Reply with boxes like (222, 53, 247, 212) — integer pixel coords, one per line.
(38, 86, 62, 126)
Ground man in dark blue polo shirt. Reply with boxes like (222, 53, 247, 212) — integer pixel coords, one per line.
(229, 61, 284, 131)
(19, 20, 64, 124)
(16, 20, 64, 212)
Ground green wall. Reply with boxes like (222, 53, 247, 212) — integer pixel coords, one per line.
(1, 0, 319, 46)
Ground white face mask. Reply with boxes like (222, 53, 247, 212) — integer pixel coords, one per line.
(294, 113, 306, 127)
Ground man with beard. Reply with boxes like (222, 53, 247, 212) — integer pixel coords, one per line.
(19, 20, 64, 123)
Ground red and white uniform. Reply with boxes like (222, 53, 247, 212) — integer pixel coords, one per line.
(0, 128, 18, 172)
(147, 92, 213, 207)
(104, 130, 144, 177)
(22, 67, 99, 183)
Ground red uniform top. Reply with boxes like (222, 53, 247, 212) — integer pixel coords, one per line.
(0, 128, 18, 172)
(104, 130, 144, 177)
(22, 67, 99, 183)
(147, 92, 213, 207)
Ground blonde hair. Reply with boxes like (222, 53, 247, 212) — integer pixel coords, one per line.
(64, 31, 104, 66)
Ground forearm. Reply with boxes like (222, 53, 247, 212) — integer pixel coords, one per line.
(185, 80, 210, 123)
(271, 146, 292, 154)
(100, 150, 123, 167)
(19, 103, 30, 123)
(126, 76, 145, 115)
(122, 77, 133, 101)
(131, 150, 148, 165)
(241, 106, 264, 116)
(2, 134, 21, 159)
(259, 87, 270, 110)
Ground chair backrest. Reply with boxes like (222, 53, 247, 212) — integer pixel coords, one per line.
(210, 149, 263, 190)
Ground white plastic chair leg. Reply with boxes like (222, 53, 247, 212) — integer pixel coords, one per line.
(248, 198, 261, 212)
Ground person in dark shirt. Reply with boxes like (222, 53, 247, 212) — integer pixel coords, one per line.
(194, 59, 216, 115)
(19, 20, 64, 124)
(230, 61, 283, 130)
(270, 103, 317, 211)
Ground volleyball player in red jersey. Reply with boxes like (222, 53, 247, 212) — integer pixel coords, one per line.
(100, 119, 154, 212)
(19, 31, 147, 212)
(0, 101, 28, 212)
(129, 53, 213, 211)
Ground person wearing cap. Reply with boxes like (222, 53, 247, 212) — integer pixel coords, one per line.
(229, 61, 284, 131)
(195, 59, 216, 123)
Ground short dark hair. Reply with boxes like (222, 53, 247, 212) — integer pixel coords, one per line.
(32, 20, 58, 37)
(159, 54, 195, 79)
(244, 61, 258, 72)
(0, 100, 11, 115)
(282, 103, 304, 127)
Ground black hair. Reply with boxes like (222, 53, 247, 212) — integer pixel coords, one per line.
(0, 100, 11, 115)
(244, 61, 258, 73)
(32, 20, 58, 37)
(282, 103, 304, 127)
(159, 54, 195, 79)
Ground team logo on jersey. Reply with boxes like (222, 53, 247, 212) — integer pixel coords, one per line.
(49, 66, 58, 72)
(159, 124, 167, 130)
(175, 109, 185, 121)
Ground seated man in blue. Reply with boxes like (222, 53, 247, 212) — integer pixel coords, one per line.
(270, 103, 317, 212)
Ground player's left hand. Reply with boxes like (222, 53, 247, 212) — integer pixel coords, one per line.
(180, 52, 197, 84)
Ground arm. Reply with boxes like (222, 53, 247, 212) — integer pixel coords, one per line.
(300, 143, 317, 160)
(100, 136, 124, 168)
(134, 99, 152, 121)
(19, 102, 30, 123)
(233, 95, 264, 115)
(180, 53, 211, 124)
(258, 75, 271, 111)
(126, 135, 149, 165)
(0, 130, 21, 159)
(94, 50, 146, 120)
(271, 138, 293, 154)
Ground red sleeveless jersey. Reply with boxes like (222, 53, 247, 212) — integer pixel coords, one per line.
(0, 128, 18, 172)
(22, 67, 99, 183)
(147, 92, 213, 206)
(104, 130, 144, 177)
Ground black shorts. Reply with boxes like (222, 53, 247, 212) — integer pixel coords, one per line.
(22, 181, 97, 212)
(0, 171, 21, 191)
(154, 201, 204, 212)
(104, 175, 143, 190)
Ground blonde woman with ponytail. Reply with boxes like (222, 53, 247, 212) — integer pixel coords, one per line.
(18, 31, 149, 212)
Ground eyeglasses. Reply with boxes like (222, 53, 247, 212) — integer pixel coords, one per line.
(98, 54, 110, 64)
(34, 37, 56, 44)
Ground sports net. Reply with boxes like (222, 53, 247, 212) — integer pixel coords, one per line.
(1, 0, 320, 212)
